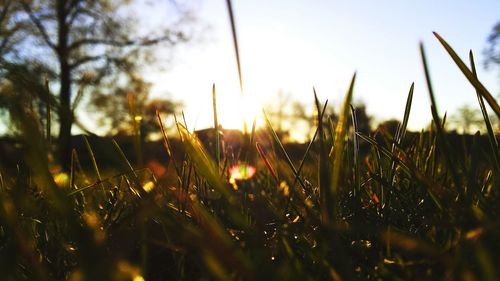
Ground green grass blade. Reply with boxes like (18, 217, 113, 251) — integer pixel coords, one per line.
(390, 83, 414, 187)
(156, 110, 181, 177)
(396, 82, 414, 144)
(314, 89, 331, 224)
(83, 135, 105, 196)
(112, 139, 138, 178)
(262, 110, 308, 191)
(296, 91, 327, 186)
(225, 0, 243, 95)
(256, 142, 279, 182)
(44, 78, 51, 146)
(469, 50, 500, 175)
(420, 42, 462, 195)
(350, 105, 361, 199)
(212, 84, 221, 171)
(177, 123, 233, 201)
(330, 73, 356, 221)
(433, 32, 500, 118)
(70, 149, 76, 189)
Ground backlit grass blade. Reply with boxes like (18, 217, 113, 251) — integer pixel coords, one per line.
(157, 110, 181, 176)
(212, 84, 221, 171)
(390, 83, 414, 186)
(256, 142, 279, 182)
(396, 82, 414, 144)
(433, 32, 500, 118)
(112, 139, 138, 178)
(350, 105, 361, 199)
(127, 92, 143, 166)
(0, 170, 4, 191)
(262, 109, 307, 191)
(70, 149, 76, 189)
(156, 110, 172, 158)
(83, 135, 105, 196)
(44, 78, 51, 146)
(299, 89, 327, 192)
(420, 43, 462, 194)
(330, 73, 356, 220)
(226, 0, 243, 95)
(469, 50, 500, 175)
(177, 123, 233, 202)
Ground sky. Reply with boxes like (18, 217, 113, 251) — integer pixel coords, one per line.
(145, 0, 500, 140)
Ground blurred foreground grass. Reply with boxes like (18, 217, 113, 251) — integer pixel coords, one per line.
(0, 34, 500, 280)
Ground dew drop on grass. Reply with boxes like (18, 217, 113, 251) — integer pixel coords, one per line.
(351, 240, 372, 249)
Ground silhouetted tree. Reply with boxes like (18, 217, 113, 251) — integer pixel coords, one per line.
(88, 74, 180, 137)
(484, 21, 500, 71)
(450, 105, 484, 134)
(3, 0, 192, 170)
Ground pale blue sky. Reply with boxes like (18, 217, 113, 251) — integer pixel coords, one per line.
(148, 0, 500, 138)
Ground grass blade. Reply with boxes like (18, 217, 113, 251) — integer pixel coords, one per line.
(83, 135, 105, 196)
(225, 0, 243, 95)
(177, 123, 232, 201)
(330, 73, 356, 221)
(297, 90, 327, 190)
(44, 78, 51, 146)
(212, 84, 221, 171)
(433, 32, 500, 118)
(312, 88, 331, 225)
(420, 42, 462, 195)
(469, 50, 500, 175)
(262, 110, 307, 191)
(350, 105, 361, 199)
(256, 142, 279, 182)
(390, 83, 414, 188)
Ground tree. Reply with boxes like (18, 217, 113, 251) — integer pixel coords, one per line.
(4, 0, 191, 170)
(450, 105, 484, 134)
(484, 21, 500, 71)
(0, 0, 27, 59)
(88, 74, 180, 137)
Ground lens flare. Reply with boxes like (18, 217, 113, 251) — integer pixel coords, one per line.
(229, 164, 256, 188)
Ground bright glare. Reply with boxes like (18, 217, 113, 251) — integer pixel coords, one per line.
(216, 92, 263, 130)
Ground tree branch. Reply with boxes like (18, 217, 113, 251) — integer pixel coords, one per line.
(20, 3, 57, 51)
(69, 54, 107, 69)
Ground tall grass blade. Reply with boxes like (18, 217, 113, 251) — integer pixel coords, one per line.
(177, 123, 232, 201)
(469, 51, 500, 175)
(70, 149, 76, 189)
(330, 73, 356, 221)
(157, 110, 181, 176)
(297, 90, 327, 189)
(390, 83, 414, 188)
(44, 78, 51, 146)
(212, 84, 221, 171)
(433, 32, 500, 118)
(83, 135, 105, 196)
(420, 43, 462, 195)
(350, 105, 361, 199)
(256, 142, 279, 182)
(262, 110, 307, 191)
(127, 92, 143, 166)
(225, 0, 243, 95)
(112, 139, 138, 178)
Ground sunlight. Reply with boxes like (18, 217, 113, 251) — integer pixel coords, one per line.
(216, 92, 263, 130)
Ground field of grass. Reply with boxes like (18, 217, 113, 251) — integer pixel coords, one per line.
(0, 34, 500, 280)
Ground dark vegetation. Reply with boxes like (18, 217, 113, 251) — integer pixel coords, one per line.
(1, 1, 500, 280)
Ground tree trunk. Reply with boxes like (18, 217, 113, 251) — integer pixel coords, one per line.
(58, 61, 72, 171)
(56, 0, 72, 171)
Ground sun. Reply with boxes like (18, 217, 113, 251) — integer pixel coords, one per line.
(216, 92, 263, 131)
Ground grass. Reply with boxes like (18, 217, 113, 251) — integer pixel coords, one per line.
(0, 34, 500, 281)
